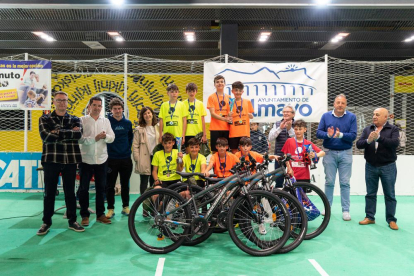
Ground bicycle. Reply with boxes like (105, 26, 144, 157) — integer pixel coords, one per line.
(257, 154, 331, 240)
(128, 161, 292, 256)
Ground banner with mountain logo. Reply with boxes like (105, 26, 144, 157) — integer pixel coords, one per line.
(203, 62, 328, 123)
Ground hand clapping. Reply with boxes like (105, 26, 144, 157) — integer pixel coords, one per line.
(328, 126, 341, 138)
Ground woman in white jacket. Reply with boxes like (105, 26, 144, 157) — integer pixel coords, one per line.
(133, 106, 160, 194)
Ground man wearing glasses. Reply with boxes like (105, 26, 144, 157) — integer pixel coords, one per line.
(37, 91, 84, 235)
(268, 105, 296, 187)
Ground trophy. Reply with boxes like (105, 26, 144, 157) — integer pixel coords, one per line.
(228, 98, 235, 124)
(304, 144, 319, 170)
(176, 137, 183, 163)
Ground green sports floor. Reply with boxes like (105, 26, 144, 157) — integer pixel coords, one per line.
(1, 193, 413, 276)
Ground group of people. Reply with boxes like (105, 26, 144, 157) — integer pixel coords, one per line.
(271, 94, 399, 230)
(36, 75, 400, 236)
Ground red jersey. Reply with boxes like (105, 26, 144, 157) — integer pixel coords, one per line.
(281, 138, 321, 180)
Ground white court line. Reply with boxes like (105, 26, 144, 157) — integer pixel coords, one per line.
(155, 258, 165, 276)
(308, 259, 329, 276)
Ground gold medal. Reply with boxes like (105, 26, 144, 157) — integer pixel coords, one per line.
(219, 113, 222, 116)
(239, 120, 243, 124)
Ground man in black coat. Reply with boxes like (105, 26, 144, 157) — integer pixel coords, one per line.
(356, 108, 399, 230)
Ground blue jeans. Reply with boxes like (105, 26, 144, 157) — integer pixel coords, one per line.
(365, 162, 397, 223)
(322, 149, 352, 212)
(78, 161, 108, 218)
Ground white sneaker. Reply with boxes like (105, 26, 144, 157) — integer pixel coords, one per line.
(342, 211, 351, 221)
(321, 210, 325, 216)
(258, 223, 267, 235)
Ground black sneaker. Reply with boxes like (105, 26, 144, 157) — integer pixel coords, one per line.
(37, 224, 51, 236)
(68, 222, 85, 232)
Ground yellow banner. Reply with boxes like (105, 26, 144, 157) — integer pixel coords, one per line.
(0, 73, 205, 152)
(51, 73, 204, 127)
(0, 88, 18, 101)
(394, 76, 414, 93)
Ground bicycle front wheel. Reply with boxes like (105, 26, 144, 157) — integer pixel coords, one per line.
(171, 184, 216, 246)
(128, 188, 192, 254)
(227, 190, 291, 256)
(271, 189, 308, 254)
(292, 182, 331, 240)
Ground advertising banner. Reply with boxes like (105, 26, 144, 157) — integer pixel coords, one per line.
(0, 60, 52, 110)
(394, 76, 414, 93)
(0, 152, 43, 191)
(203, 62, 328, 123)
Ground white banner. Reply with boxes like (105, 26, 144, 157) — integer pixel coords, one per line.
(0, 60, 52, 110)
(203, 62, 327, 123)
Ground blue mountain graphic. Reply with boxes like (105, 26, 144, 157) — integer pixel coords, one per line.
(215, 65, 315, 81)
(276, 66, 315, 80)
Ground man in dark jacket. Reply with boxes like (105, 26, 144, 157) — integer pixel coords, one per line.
(356, 108, 399, 230)
(105, 98, 133, 218)
(268, 105, 295, 187)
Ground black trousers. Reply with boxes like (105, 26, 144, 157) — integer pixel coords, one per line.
(139, 155, 154, 194)
(42, 162, 77, 225)
(106, 158, 133, 209)
(78, 161, 108, 218)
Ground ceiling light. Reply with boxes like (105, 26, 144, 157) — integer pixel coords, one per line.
(259, 36, 268, 42)
(110, 0, 125, 5)
(32, 32, 56, 42)
(403, 35, 414, 42)
(184, 31, 196, 42)
(338, 33, 350, 37)
(107, 31, 125, 42)
(107, 32, 120, 36)
(258, 32, 271, 42)
(331, 38, 340, 43)
(315, 0, 331, 5)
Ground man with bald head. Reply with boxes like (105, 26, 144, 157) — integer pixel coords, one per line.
(356, 108, 399, 230)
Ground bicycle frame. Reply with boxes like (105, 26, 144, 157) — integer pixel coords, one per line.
(161, 169, 272, 227)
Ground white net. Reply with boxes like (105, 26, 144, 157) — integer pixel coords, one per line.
(0, 54, 412, 155)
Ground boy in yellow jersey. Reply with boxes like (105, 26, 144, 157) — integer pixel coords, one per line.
(182, 138, 207, 187)
(183, 83, 207, 149)
(158, 83, 188, 145)
(235, 137, 281, 173)
(152, 133, 184, 188)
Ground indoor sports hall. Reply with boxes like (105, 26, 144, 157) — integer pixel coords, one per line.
(1, 1, 413, 275)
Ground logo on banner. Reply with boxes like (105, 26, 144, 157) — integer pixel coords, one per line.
(203, 62, 327, 122)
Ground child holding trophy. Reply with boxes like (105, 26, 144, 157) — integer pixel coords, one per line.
(207, 75, 232, 153)
(281, 119, 325, 183)
(228, 81, 254, 154)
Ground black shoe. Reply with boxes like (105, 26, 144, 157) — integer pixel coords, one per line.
(68, 222, 85, 232)
(37, 224, 51, 236)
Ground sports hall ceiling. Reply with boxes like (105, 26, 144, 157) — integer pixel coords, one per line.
(1, 0, 414, 61)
